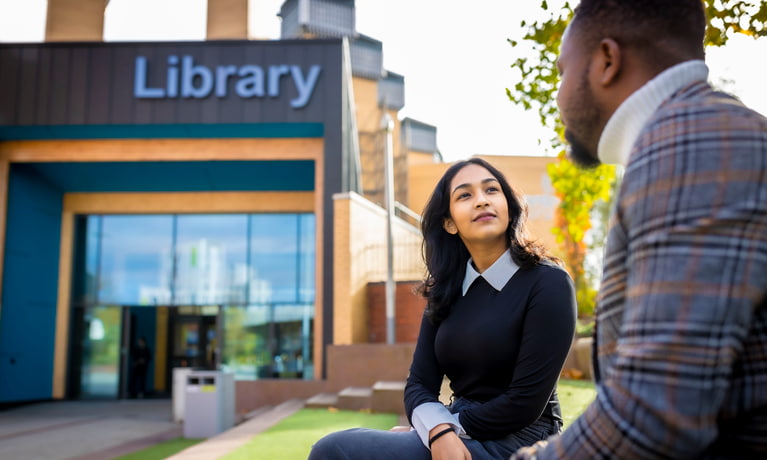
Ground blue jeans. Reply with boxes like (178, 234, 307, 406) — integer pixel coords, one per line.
(307, 398, 561, 460)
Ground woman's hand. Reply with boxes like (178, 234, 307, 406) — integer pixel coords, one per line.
(389, 425, 411, 432)
(509, 440, 547, 459)
(429, 424, 471, 460)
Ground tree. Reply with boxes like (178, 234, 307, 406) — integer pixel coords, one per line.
(508, 0, 767, 318)
(508, 0, 767, 149)
(547, 152, 615, 317)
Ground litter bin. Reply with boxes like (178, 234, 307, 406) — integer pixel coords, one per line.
(183, 370, 235, 438)
(172, 367, 193, 423)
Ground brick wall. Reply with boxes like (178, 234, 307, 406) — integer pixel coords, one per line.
(333, 192, 424, 344)
(368, 280, 424, 343)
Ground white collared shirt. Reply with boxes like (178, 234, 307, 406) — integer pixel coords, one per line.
(598, 60, 709, 167)
(411, 249, 519, 448)
(462, 248, 519, 295)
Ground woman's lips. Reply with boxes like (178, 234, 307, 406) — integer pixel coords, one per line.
(474, 212, 496, 222)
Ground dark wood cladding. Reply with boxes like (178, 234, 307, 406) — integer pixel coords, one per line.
(0, 40, 342, 127)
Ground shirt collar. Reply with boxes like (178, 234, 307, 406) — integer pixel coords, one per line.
(597, 60, 709, 167)
(462, 249, 519, 296)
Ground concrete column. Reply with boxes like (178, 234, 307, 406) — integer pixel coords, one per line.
(207, 0, 249, 40)
(45, 0, 105, 42)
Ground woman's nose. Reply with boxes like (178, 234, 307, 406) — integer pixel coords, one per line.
(475, 193, 489, 207)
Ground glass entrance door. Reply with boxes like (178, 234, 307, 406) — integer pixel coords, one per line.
(79, 306, 124, 399)
(169, 306, 219, 370)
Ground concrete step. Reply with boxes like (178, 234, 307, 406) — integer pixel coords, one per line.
(336, 386, 373, 411)
(371, 380, 406, 414)
(304, 392, 339, 409)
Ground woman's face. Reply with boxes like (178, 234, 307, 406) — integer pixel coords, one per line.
(443, 164, 510, 249)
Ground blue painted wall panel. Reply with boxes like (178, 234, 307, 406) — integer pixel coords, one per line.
(0, 166, 62, 402)
(0, 123, 324, 140)
(13, 161, 315, 193)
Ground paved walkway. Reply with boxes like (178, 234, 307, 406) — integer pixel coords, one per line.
(0, 398, 304, 460)
(167, 399, 305, 459)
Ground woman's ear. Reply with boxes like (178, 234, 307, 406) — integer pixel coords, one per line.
(443, 218, 458, 235)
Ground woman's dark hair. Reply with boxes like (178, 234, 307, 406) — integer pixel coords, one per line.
(418, 157, 560, 324)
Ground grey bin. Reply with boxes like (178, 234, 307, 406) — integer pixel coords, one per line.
(183, 371, 235, 439)
(172, 367, 193, 423)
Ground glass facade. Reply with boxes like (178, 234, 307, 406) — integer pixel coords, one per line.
(74, 213, 315, 398)
(98, 215, 174, 305)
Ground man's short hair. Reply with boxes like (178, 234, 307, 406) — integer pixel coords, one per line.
(572, 0, 706, 63)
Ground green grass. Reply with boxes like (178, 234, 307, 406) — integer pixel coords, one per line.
(558, 378, 597, 427)
(119, 379, 596, 459)
(222, 409, 398, 460)
(111, 437, 202, 460)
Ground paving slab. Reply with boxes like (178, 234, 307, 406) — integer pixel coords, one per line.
(0, 399, 177, 460)
(0, 397, 308, 460)
(166, 399, 305, 460)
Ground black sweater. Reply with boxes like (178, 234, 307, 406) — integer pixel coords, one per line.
(404, 263, 577, 440)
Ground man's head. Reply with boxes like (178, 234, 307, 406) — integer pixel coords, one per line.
(557, 0, 706, 167)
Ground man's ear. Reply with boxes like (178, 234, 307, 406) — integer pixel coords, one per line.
(443, 218, 458, 235)
(597, 38, 622, 86)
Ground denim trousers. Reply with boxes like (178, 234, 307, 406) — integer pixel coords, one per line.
(306, 398, 561, 460)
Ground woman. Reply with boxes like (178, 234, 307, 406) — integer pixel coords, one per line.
(308, 158, 576, 459)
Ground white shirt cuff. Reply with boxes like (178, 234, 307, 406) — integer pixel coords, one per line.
(411, 402, 466, 449)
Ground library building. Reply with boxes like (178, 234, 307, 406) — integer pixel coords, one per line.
(0, 0, 558, 413)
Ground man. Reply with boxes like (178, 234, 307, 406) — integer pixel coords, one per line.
(512, 1, 767, 458)
(131, 336, 151, 398)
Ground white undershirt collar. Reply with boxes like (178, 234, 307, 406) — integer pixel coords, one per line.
(597, 60, 709, 166)
(461, 249, 519, 296)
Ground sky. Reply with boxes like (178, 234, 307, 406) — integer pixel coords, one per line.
(1, 0, 766, 163)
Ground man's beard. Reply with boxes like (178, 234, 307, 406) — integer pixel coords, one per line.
(565, 129, 601, 169)
(562, 72, 603, 169)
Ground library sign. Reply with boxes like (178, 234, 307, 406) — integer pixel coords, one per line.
(133, 55, 322, 109)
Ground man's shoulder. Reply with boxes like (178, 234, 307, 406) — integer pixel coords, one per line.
(652, 81, 767, 128)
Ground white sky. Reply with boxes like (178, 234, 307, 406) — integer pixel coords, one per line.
(1, 0, 765, 162)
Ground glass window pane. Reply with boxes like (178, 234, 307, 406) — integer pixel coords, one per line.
(249, 214, 315, 303)
(174, 215, 248, 305)
(271, 303, 314, 380)
(99, 216, 173, 305)
(220, 303, 313, 380)
(85, 217, 100, 304)
(298, 214, 316, 303)
(79, 306, 122, 398)
(249, 215, 297, 303)
(220, 305, 270, 380)
(72, 215, 101, 306)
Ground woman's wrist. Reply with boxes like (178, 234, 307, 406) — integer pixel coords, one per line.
(428, 424, 452, 438)
(428, 425, 455, 447)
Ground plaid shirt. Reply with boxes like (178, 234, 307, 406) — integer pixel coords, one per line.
(514, 82, 767, 459)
